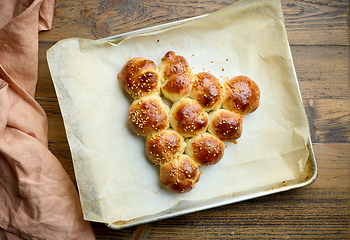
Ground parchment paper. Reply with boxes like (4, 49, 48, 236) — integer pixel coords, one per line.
(47, 0, 310, 224)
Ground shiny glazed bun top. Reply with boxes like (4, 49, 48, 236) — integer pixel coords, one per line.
(169, 98, 209, 138)
(159, 154, 201, 194)
(159, 51, 194, 102)
(190, 72, 224, 111)
(118, 57, 161, 99)
(208, 109, 243, 142)
(185, 132, 225, 166)
(222, 75, 260, 116)
(128, 95, 169, 136)
(145, 129, 186, 165)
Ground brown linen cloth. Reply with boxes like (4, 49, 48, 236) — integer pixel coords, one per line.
(0, 0, 96, 239)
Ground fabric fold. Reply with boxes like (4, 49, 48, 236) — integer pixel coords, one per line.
(0, 0, 96, 239)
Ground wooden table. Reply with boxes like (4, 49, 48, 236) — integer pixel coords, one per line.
(37, 0, 349, 238)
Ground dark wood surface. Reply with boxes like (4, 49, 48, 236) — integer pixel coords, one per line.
(37, 0, 350, 239)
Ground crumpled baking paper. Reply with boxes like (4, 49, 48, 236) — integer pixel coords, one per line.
(47, 0, 310, 226)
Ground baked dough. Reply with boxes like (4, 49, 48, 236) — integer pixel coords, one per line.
(128, 95, 169, 136)
(185, 132, 225, 166)
(159, 51, 194, 102)
(169, 98, 209, 138)
(208, 109, 243, 142)
(159, 154, 201, 194)
(222, 75, 260, 116)
(119, 53, 261, 194)
(145, 129, 186, 165)
(118, 57, 161, 99)
(190, 72, 224, 111)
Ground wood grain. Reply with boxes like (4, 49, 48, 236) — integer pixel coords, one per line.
(303, 98, 350, 143)
(292, 45, 349, 99)
(282, 0, 349, 46)
(310, 143, 349, 188)
(38, 0, 349, 45)
(36, 0, 350, 238)
(40, 0, 234, 40)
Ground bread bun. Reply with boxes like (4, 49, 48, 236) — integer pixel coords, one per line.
(128, 95, 169, 136)
(208, 109, 243, 142)
(159, 154, 201, 194)
(185, 133, 225, 166)
(118, 57, 160, 99)
(169, 98, 209, 138)
(222, 75, 260, 115)
(145, 129, 186, 165)
(190, 72, 223, 111)
(159, 51, 194, 102)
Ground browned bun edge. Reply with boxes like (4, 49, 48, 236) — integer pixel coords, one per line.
(159, 154, 201, 194)
(208, 109, 243, 142)
(145, 129, 186, 165)
(128, 95, 169, 136)
(222, 75, 260, 116)
(190, 72, 224, 111)
(185, 132, 225, 166)
(118, 57, 161, 99)
(169, 98, 209, 138)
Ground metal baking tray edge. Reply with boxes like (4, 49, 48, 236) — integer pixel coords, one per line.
(98, 14, 208, 43)
(99, 16, 318, 230)
(107, 139, 317, 230)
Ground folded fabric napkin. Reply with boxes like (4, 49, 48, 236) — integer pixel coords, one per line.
(0, 0, 96, 239)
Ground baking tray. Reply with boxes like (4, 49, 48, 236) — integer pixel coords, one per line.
(108, 141, 317, 230)
(98, 16, 319, 230)
(47, 0, 318, 229)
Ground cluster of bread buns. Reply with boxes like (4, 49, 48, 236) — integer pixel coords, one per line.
(118, 51, 260, 194)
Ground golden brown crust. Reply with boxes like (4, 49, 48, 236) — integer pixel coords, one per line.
(208, 109, 243, 142)
(159, 154, 201, 194)
(145, 129, 186, 165)
(169, 98, 209, 138)
(222, 75, 260, 116)
(118, 57, 160, 99)
(190, 72, 224, 111)
(159, 51, 194, 102)
(128, 96, 169, 136)
(118, 52, 262, 195)
(185, 133, 225, 166)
